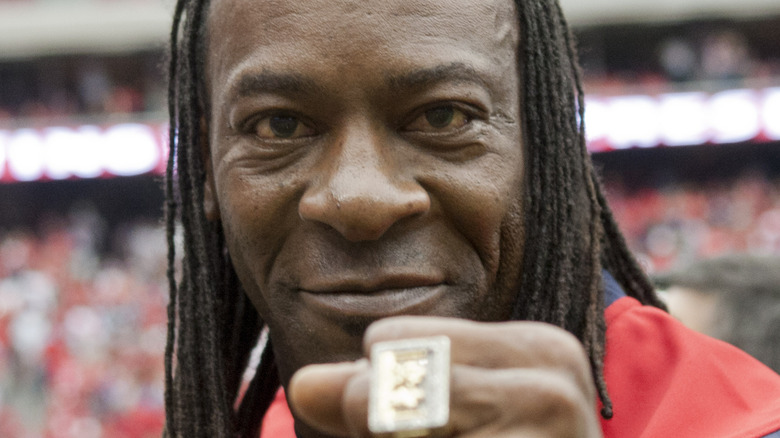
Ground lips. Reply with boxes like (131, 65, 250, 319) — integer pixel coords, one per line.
(298, 275, 447, 319)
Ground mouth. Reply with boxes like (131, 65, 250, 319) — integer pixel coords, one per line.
(298, 277, 446, 319)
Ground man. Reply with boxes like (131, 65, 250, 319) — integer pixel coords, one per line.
(654, 254, 780, 374)
(162, 0, 780, 436)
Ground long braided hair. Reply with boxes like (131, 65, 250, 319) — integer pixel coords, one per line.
(163, 0, 666, 436)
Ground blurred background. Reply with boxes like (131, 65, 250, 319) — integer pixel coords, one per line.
(0, 0, 778, 436)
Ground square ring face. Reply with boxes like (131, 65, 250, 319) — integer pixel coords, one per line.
(368, 336, 450, 436)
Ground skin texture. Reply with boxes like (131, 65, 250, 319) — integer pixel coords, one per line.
(203, 0, 601, 436)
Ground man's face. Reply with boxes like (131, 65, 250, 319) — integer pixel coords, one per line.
(204, 0, 525, 385)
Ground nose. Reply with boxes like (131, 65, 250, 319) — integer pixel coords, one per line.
(299, 127, 430, 242)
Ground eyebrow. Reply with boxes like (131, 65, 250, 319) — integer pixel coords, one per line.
(234, 71, 321, 98)
(385, 62, 489, 92)
(229, 62, 488, 101)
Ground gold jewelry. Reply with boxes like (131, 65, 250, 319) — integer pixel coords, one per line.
(368, 336, 450, 437)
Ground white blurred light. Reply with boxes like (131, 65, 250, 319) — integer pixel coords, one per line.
(44, 127, 81, 180)
(7, 129, 46, 181)
(0, 130, 7, 179)
(103, 124, 160, 176)
(0, 123, 166, 182)
(658, 92, 709, 146)
(583, 87, 780, 150)
(584, 98, 609, 144)
(607, 96, 660, 149)
(763, 88, 780, 140)
(70, 126, 106, 179)
(709, 89, 761, 144)
(42, 126, 105, 179)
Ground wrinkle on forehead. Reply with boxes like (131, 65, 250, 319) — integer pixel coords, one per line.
(206, 0, 519, 54)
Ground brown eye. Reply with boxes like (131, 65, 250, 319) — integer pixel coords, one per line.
(405, 105, 470, 132)
(255, 115, 315, 139)
(426, 106, 455, 128)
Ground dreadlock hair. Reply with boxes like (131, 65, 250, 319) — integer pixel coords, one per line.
(163, 0, 667, 436)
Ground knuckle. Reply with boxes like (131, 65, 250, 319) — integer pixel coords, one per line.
(542, 379, 594, 436)
(527, 373, 591, 430)
(543, 377, 584, 414)
(552, 334, 595, 399)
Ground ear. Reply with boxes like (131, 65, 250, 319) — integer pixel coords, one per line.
(201, 116, 220, 222)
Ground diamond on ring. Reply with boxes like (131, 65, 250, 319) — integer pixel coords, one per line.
(368, 336, 450, 437)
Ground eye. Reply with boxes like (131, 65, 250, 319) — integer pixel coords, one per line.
(404, 105, 471, 133)
(254, 115, 316, 139)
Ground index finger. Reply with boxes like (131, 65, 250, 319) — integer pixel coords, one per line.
(288, 360, 369, 437)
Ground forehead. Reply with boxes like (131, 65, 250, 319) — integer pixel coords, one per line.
(206, 0, 517, 36)
(204, 0, 519, 95)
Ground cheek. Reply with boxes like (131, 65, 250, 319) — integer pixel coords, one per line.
(424, 152, 524, 275)
(495, 192, 525, 299)
(216, 176, 299, 303)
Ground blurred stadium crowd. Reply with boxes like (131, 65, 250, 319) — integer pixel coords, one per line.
(578, 21, 780, 92)
(607, 175, 780, 271)
(0, 53, 164, 122)
(0, 215, 167, 438)
(0, 3, 779, 438)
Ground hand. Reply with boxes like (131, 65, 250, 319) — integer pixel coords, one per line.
(288, 316, 603, 438)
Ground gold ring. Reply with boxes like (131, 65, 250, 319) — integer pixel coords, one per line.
(368, 336, 450, 437)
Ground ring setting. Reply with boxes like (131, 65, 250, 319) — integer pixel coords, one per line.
(368, 336, 451, 437)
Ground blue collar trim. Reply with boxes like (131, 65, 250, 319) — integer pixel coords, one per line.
(603, 271, 626, 308)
